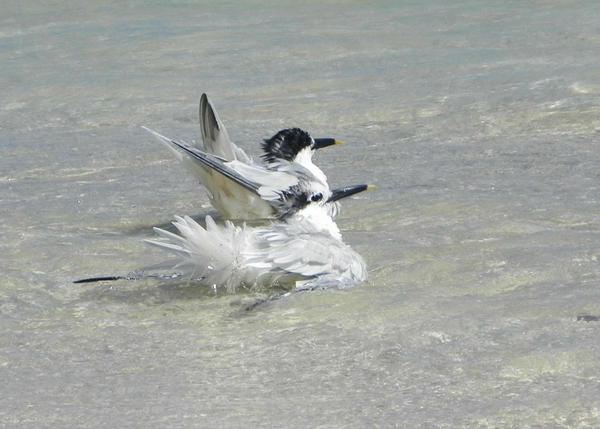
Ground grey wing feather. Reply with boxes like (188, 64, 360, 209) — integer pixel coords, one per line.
(258, 230, 340, 277)
(143, 127, 262, 196)
(199, 93, 251, 163)
(227, 160, 300, 201)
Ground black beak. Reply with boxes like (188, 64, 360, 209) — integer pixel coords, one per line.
(313, 138, 342, 150)
(327, 184, 374, 203)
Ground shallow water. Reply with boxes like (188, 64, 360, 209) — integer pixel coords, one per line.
(2, 1, 600, 427)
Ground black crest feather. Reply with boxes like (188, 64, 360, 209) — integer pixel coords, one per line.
(261, 128, 313, 163)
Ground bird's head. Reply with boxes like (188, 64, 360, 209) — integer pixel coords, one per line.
(261, 128, 341, 164)
(276, 182, 373, 221)
(273, 183, 373, 240)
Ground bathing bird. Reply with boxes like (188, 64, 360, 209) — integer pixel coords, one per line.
(143, 127, 348, 219)
(146, 182, 370, 292)
(143, 133, 370, 291)
(143, 93, 341, 219)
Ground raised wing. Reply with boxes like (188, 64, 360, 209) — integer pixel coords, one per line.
(198, 93, 251, 163)
(143, 127, 261, 195)
(143, 127, 307, 213)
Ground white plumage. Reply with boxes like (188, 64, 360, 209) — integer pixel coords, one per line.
(144, 93, 339, 219)
(74, 96, 369, 293)
(142, 127, 341, 220)
(141, 94, 369, 293)
(145, 207, 367, 293)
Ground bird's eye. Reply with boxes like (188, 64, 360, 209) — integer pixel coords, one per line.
(311, 193, 323, 202)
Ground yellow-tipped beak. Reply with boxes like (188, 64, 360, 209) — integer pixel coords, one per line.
(314, 138, 341, 150)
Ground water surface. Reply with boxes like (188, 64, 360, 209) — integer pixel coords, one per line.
(2, 1, 600, 427)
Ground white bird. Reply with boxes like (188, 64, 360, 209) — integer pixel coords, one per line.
(143, 127, 347, 220)
(140, 133, 370, 290)
(143, 93, 341, 219)
(72, 145, 370, 290)
(145, 183, 371, 292)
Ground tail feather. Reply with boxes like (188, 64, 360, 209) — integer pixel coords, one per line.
(145, 215, 254, 291)
(144, 238, 191, 259)
(152, 226, 186, 244)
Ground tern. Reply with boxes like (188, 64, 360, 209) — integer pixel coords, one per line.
(146, 183, 371, 292)
(143, 93, 341, 219)
(143, 133, 371, 291)
(73, 150, 370, 290)
(144, 127, 347, 220)
(74, 129, 372, 293)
